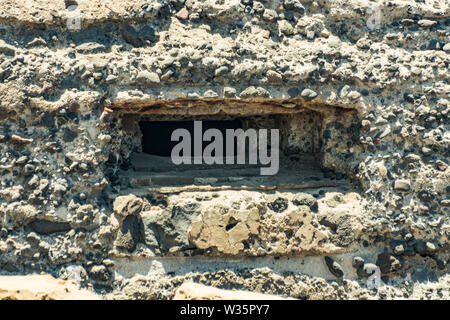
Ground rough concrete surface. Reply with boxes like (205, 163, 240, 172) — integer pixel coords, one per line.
(0, 0, 449, 299)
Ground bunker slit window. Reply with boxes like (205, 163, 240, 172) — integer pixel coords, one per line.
(139, 120, 243, 157)
(117, 110, 337, 188)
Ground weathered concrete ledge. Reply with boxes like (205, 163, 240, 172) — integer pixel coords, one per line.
(110, 96, 358, 116)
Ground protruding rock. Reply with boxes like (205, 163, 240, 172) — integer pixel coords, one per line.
(347, 91, 360, 100)
(122, 25, 156, 47)
(292, 193, 318, 212)
(262, 9, 278, 22)
(0, 108, 8, 121)
(376, 252, 402, 274)
(223, 87, 237, 98)
(26, 37, 47, 48)
(261, 29, 270, 39)
(287, 87, 300, 97)
(414, 240, 427, 255)
(203, 89, 219, 98)
(394, 179, 410, 192)
(88, 265, 111, 283)
(282, 0, 305, 14)
(357, 263, 378, 278)
(76, 42, 106, 54)
(389, 240, 406, 254)
(418, 20, 437, 28)
(136, 71, 160, 85)
(266, 70, 282, 83)
(0, 274, 99, 300)
(240, 86, 270, 98)
(174, 282, 293, 300)
(113, 194, 143, 217)
(266, 196, 288, 213)
(114, 215, 144, 252)
(278, 20, 294, 36)
(352, 256, 364, 269)
(175, 7, 189, 20)
(0, 39, 15, 56)
(443, 43, 450, 53)
(27, 219, 71, 235)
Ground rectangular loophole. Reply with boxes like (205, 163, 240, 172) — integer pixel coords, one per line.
(115, 111, 335, 188)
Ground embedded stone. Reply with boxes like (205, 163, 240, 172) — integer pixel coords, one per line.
(11, 135, 33, 145)
(240, 86, 270, 98)
(0, 39, 15, 56)
(76, 42, 106, 54)
(352, 256, 364, 269)
(175, 7, 189, 20)
(114, 215, 144, 252)
(266, 196, 289, 213)
(376, 252, 402, 274)
(136, 71, 160, 85)
(357, 263, 378, 278)
(292, 193, 318, 212)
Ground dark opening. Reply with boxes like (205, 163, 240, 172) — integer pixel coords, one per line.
(139, 120, 242, 157)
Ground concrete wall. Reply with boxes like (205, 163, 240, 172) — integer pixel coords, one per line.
(0, 0, 448, 299)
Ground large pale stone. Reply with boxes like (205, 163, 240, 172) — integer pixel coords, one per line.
(174, 282, 293, 300)
(188, 204, 340, 256)
(113, 194, 143, 217)
(0, 275, 100, 300)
